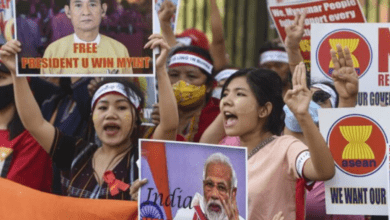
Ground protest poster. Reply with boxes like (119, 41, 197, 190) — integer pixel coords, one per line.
(319, 107, 389, 215)
(131, 76, 157, 126)
(13, 0, 154, 76)
(139, 139, 247, 220)
(267, 0, 365, 70)
(0, 0, 13, 45)
(311, 23, 390, 107)
(154, 0, 181, 33)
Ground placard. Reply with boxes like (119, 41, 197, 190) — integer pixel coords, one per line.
(13, 0, 154, 76)
(139, 139, 247, 220)
(267, 0, 365, 70)
(311, 23, 390, 107)
(319, 107, 390, 215)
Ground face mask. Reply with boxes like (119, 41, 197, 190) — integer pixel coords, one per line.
(172, 80, 206, 106)
(0, 84, 14, 110)
(211, 88, 222, 99)
(284, 100, 321, 132)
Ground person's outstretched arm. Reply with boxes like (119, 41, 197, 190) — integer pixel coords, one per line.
(209, 0, 228, 72)
(284, 62, 335, 181)
(145, 34, 179, 140)
(0, 40, 55, 153)
(158, 1, 177, 47)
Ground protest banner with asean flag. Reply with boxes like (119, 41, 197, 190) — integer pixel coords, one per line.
(267, 0, 365, 70)
(311, 23, 390, 107)
(319, 107, 389, 215)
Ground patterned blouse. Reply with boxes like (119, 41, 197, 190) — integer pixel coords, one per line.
(50, 128, 138, 200)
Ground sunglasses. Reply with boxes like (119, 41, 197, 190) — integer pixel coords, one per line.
(312, 90, 331, 104)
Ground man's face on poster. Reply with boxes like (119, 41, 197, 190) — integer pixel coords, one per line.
(65, 0, 107, 33)
(203, 162, 237, 219)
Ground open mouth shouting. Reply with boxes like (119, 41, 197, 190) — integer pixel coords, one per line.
(223, 111, 238, 128)
(208, 203, 222, 213)
(103, 122, 121, 136)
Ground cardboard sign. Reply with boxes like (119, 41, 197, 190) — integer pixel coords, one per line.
(13, 0, 154, 76)
(311, 23, 390, 107)
(0, 0, 13, 45)
(154, 0, 181, 33)
(319, 107, 389, 215)
(139, 139, 247, 220)
(267, 0, 365, 70)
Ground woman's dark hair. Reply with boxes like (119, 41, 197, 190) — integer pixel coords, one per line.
(222, 68, 285, 135)
(168, 45, 215, 100)
(311, 81, 339, 108)
(85, 78, 145, 146)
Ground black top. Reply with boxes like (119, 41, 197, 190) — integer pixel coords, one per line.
(50, 128, 138, 200)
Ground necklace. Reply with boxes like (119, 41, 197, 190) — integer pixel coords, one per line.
(248, 136, 275, 159)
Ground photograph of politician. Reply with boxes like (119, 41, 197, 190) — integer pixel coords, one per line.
(13, 0, 153, 76)
(139, 140, 247, 220)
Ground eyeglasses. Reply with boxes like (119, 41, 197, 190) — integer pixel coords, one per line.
(203, 180, 230, 195)
(312, 90, 331, 104)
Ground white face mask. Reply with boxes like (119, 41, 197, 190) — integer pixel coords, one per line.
(212, 88, 223, 99)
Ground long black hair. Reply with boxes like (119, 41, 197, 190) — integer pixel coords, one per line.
(222, 68, 285, 135)
(84, 78, 145, 147)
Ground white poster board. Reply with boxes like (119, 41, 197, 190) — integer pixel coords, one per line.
(311, 23, 390, 107)
(319, 107, 390, 215)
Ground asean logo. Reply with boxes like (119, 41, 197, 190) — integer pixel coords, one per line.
(327, 115, 387, 177)
(316, 29, 372, 79)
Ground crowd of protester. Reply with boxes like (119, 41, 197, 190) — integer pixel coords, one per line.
(0, 0, 386, 219)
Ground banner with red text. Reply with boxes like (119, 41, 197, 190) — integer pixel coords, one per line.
(311, 23, 390, 107)
(267, 0, 365, 70)
(13, 0, 154, 76)
(319, 107, 390, 215)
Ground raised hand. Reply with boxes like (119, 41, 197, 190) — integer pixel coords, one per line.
(285, 12, 306, 50)
(0, 40, 21, 74)
(331, 44, 358, 107)
(129, 178, 148, 201)
(144, 34, 171, 72)
(219, 194, 239, 220)
(158, 0, 176, 23)
(284, 62, 311, 116)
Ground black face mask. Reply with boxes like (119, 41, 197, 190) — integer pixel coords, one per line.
(0, 84, 14, 110)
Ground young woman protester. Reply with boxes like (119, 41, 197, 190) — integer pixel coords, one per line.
(149, 45, 220, 142)
(0, 61, 52, 193)
(200, 62, 336, 219)
(284, 12, 363, 220)
(0, 34, 178, 200)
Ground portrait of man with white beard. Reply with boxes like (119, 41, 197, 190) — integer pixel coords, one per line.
(174, 153, 245, 220)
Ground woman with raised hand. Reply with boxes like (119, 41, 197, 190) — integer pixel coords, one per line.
(0, 34, 178, 200)
(202, 62, 335, 219)
(150, 45, 220, 142)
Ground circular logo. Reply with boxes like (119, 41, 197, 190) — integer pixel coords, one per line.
(316, 29, 372, 79)
(327, 115, 387, 177)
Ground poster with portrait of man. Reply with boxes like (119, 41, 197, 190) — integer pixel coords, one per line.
(13, 0, 154, 76)
(139, 139, 247, 220)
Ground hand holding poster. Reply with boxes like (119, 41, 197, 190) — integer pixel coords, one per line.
(267, 0, 365, 69)
(319, 107, 389, 215)
(311, 23, 390, 107)
(139, 140, 247, 220)
(155, 0, 181, 33)
(13, 0, 154, 76)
